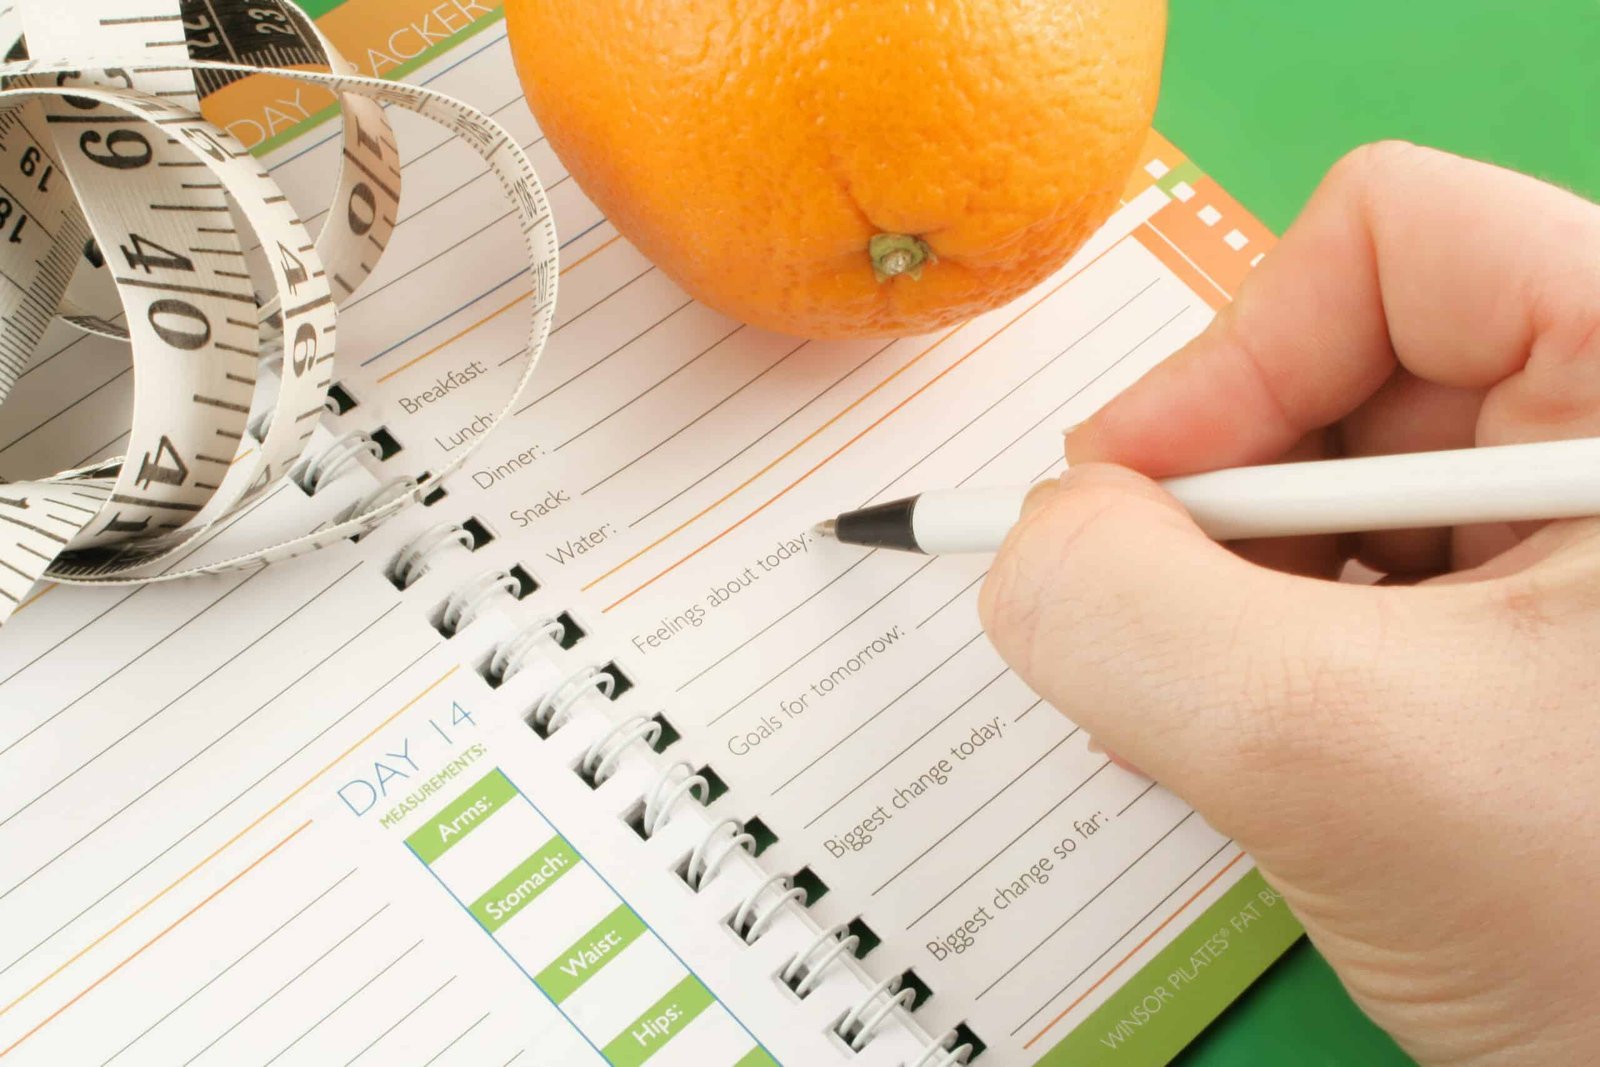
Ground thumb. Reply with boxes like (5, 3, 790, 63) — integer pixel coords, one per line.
(979, 463, 1394, 827)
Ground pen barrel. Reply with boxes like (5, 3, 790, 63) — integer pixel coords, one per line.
(1163, 437, 1600, 541)
(913, 486, 1031, 553)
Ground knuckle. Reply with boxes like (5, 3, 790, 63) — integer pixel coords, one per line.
(1332, 138, 1423, 178)
(1323, 140, 1433, 203)
(980, 472, 1165, 690)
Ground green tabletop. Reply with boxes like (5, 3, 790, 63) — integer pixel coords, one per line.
(1155, 3, 1598, 1064)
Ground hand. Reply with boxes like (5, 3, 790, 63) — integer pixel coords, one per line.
(979, 143, 1600, 1067)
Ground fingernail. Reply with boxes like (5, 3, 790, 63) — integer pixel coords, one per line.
(1062, 421, 1086, 438)
(1086, 736, 1104, 755)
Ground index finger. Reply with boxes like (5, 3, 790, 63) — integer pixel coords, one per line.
(1070, 141, 1600, 476)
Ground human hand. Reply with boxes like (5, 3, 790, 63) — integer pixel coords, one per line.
(979, 143, 1600, 1066)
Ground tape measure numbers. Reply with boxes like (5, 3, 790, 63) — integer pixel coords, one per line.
(0, 0, 558, 623)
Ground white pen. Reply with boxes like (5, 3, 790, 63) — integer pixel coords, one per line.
(813, 437, 1600, 554)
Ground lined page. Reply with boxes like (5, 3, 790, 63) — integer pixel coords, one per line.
(0, 16, 922, 1066)
(265, 26, 1283, 1063)
(0, 11, 1289, 1065)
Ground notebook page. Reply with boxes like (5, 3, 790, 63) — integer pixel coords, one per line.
(0, 7, 1299, 1065)
(0, 452, 870, 1064)
(0, 12, 924, 1064)
(241, 19, 1300, 1065)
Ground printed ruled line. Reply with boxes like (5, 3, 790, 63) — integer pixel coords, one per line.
(0, 367, 132, 455)
(358, 273, 524, 369)
(1142, 220, 1232, 306)
(421, 1011, 493, 1067)
(0, 644, 433, 983)
(557, 232, 621, 276)
(72, 431, 131, 468)
(917, 573, 986, 629)
(1, 603, 399, 906)
(366, 224, 612, 383)
(504, 264, 654, 372)
(181, 904, 392, 1064)
(0, 820, 314, 1057)
(0, 563, 362, 846)
(0, 667, 457, 1022)
(583, 336, 809, 497)
(906, 736, 1095, 930)
(805, 668, 1018, 829)
(872, 748, 1097, 898)
(708, 556, 937, 729)
(8, 582, 54, 615)
(376, 292, 531, 384)
(262, 25, 513, 177)
(592, 242, 1125, 611)
(1019, 848, 1245, 1047)
(0, 484, 289, 695)
(554, 324, 743, 453)
(580, 326, 956, 600)
(342, 976, 458, 1065)
(967, 306, 1193, 489)
(864, 278, 1161, 505)
(0, 570, 265, 764)
(624, 341, 893, 532)
(771, 629, 987, 794)
(512, 298, 694, 415)
(351, 206, 518, 314)
(104, 869, 360, 1063)
(261, 939, 425, 1066)
(676, 549, 876, 692)
(15, 313, 122, 380)
(1119, 781, 1161, 816)
(979, 812, 1201, 1004)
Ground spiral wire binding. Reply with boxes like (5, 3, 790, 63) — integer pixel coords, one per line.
(440, 569, 521, 634)
(247, 407, 274, 444)
(746, 876, 808, 944)
(641, 762, 708, 838)
(783, 922, 860, 998)
(909, 1032, 976, 1067)
(296, 430, 381, 495)
(684, 818, 754, 892)
(488, 618, 567, 685)
(339, 476, 420, 526)
(389, 522, 474, 589)
(532, 666, 614, 735)
(250, 392, 342, 444)
(581, 715, 663, 786)
(839, 973, 918, 1052)
(384, 522, 938, 1062)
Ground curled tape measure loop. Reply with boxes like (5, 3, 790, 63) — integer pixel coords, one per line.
(0, 0, 558, 625)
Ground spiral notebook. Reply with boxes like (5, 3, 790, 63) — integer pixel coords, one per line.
(0, 4, 1302, 1065)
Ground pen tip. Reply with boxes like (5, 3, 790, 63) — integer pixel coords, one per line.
(812, 519, 838, 540)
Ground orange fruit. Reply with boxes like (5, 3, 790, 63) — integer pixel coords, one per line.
(506, 1, 1167, 339)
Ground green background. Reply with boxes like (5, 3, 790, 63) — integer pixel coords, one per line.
(1156, 3, 1597, 1065)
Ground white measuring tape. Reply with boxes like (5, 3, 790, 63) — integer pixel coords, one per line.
(0, 0, 557, 624)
